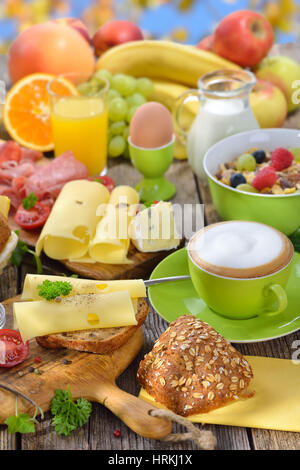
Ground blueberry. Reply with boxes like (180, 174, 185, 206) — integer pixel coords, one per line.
(252, 150, 266, 164)
(230, 173, 246, 188)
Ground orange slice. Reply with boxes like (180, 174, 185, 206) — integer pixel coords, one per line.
(3, 73, 78, 152)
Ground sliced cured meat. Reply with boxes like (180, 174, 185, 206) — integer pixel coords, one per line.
(24, 151, 89, 200)
(0, 141, 22, 164)
(12, 176, 26, 199)
(0, 185, 22, 211)
(0, 162, 35, 185)
(20, 147, 43, 163)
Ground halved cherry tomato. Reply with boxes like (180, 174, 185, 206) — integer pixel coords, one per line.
(0, 329, 29, 368)
(14, 201, 50, 230)
(88, 175, 115, 192)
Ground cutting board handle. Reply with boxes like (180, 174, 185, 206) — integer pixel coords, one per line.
(91, 381, 172, 440)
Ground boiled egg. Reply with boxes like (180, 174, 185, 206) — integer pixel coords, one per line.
(129, 102, 174, 149)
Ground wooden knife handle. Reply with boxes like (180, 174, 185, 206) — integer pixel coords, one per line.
(90, 381, 172, 440)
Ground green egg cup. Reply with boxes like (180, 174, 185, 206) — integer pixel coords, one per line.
(128, 136, 176, 202)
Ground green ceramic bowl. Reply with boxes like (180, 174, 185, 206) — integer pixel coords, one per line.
(203, 129, 300, 236)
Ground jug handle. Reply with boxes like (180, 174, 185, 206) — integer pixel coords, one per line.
(173, 89, 200, 146)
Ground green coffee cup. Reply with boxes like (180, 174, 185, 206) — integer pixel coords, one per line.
(187, 223, 294, 320)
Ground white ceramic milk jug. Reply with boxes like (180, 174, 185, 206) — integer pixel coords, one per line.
(174, 69, 260, 179)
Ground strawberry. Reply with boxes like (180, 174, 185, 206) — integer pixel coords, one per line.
(270, 147, 294, 171)
(252, 167, 277, 191)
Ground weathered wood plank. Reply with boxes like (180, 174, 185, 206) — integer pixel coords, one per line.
(0, 265, 19, 450)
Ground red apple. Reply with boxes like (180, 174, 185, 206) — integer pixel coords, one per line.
(213, 10, 274, 67)
(52, 17, 91, 44)
(196, 35, 213, 51)
(93, 20, 143, 57)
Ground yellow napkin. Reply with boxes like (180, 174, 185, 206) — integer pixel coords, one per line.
(139, 356, 300, 432)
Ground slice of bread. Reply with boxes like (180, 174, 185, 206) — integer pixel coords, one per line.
(36, 298, 149, 354)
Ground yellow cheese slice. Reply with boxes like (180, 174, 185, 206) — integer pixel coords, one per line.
(129, 201, 181, 252)
(139, 356, 300, 432)
(0, 196, 10, 218)
(21, 274, 146, 300)
(14, 291, 137, 342)
(89, 186, 139, 264)
(36, 180, 110, 260)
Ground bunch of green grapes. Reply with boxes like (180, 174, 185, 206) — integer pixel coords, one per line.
(77, 70, 154, 159)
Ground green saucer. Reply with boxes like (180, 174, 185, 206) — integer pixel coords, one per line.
(148, 248, 300, 343)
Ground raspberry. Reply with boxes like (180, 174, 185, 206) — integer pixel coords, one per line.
(270, 148, 294, 171)
(252, 167, 277, 191)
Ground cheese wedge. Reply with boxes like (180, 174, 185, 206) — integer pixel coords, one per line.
(129, 202, 181, 252)
(89, 186, 139, 264)
(0, 196, 10, 219)
(36, 180, 110, 260)
(21, 274, 146, 300)
(14, 291, 137, 342)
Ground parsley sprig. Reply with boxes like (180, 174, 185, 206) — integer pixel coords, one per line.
(1, 384, 44, 434)
(37, 280, 72, 300)
(51, 387, 92, 436)
(10, 231, 42, 274)
(2, 384, 92, 437)
(22, 192, 37, 210)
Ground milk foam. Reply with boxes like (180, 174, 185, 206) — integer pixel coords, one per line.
(194, 222, 283, 269)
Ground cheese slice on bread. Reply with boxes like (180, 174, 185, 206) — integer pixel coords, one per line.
(17, 274, 149, 354)
(36, 298, 149, 354)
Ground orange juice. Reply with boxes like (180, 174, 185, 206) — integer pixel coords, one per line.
(51, 96, 108, 176)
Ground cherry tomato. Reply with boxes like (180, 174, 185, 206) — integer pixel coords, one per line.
(88, 175, 115, 192)
(14, 201, 50, 230)
(0, 141, 22, 164)
(0, 329, 29, 368)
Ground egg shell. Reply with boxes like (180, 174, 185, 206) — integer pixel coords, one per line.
(129, 102, 174, 149)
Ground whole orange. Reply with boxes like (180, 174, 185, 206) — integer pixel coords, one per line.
(8, 21, 95, 83)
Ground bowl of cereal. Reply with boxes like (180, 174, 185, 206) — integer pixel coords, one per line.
(203, 128, 300, 235)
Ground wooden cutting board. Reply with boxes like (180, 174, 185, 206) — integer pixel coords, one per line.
(0, 297, 171, 439)
(9, 213, 182, 279)
(8, 175, 182, 280)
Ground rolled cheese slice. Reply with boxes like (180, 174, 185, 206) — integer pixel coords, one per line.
(36, 180, 110, 260)
(21, 274, 146, 300)
(89, 186, 139, 264)
(14, 291, 137, 342)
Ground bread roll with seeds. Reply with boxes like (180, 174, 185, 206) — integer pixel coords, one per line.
(137, 315, 253, 416)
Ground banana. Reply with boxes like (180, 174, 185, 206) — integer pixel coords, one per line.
(96, 40, 240, 88)
(150, 79, 198, 125)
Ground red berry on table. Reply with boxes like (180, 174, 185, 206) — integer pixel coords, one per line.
(270, 148, 294, 171)
(113, 430, 121, 437)
(252, 167, 277, 190)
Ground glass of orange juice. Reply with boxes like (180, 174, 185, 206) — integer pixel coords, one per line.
(48, 73, 109, 176)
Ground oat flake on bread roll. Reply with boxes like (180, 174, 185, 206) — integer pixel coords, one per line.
(137, 315, 253, 417)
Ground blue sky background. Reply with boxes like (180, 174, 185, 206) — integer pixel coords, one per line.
(0, 0, 299, 44)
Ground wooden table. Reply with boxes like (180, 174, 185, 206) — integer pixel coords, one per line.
(1, 153, 300, 451)
(1, 48, 300, 450)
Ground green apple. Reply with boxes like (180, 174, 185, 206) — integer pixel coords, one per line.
(250, 79, 288, 128)
(256, 55, 300, 112)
